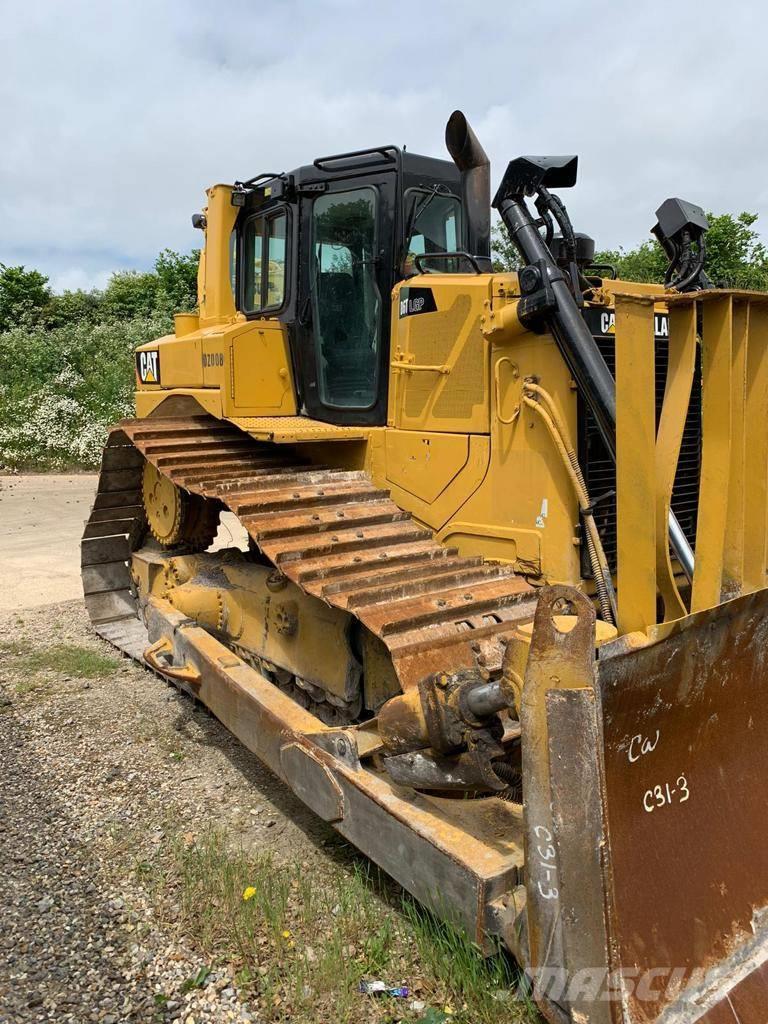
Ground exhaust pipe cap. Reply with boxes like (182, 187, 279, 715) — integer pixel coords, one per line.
(445, 110, 489, 170)
(444, 110, 491, 265)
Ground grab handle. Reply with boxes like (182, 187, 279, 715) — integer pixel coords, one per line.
(494, 357, 520, 425)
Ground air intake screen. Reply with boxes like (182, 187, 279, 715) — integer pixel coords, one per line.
(579, 308, 701, 575)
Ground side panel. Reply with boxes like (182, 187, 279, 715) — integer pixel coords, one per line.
(135, 320, 297, 420)
(384, 429, 469, 504)
(138, 332, 204, 389)
(230, 321, 297, 414)
(389, 274, 493, 434)
(439, 327, 581, 583)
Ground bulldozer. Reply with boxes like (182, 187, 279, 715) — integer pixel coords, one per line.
(82, 111, 768, 1023)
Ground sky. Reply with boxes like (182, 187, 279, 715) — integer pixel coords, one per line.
(2, 0, 767, 292)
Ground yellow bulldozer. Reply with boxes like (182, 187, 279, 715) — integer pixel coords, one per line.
(82, 112, 768, 1023)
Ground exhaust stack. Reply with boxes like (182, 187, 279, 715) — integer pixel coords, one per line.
(445, 111, 491, 270)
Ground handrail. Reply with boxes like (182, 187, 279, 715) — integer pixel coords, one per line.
(313, 145, 399, 171)
(390, 360, 450, 375)
(413, 251, 482, 274)
(494, 357, 519, 425)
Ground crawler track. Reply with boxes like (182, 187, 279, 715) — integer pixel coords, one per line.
(81, 415, 536, 690)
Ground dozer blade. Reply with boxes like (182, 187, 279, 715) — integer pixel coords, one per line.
(524, 586, 768, 1024)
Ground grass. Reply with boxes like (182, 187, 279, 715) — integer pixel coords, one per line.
(0, 637, 536, 1021)
(17, 643, 119, 678)
(0, 641, 119, 695)
(140, 828, 537, 1024)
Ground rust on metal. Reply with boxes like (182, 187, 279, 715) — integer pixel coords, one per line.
(595, 587, 768, 1022)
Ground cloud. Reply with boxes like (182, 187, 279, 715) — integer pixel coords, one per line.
(2, 0, 767, 289)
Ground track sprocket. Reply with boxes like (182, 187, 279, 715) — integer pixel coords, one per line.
(142, 461, 220, 549)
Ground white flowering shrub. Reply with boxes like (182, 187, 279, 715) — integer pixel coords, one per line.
(0, 316, 170, 469)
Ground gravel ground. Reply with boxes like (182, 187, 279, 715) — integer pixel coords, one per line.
(0, 600, 335, 1023)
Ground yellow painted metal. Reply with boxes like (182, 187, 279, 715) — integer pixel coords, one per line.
(440, 318, 581, 583)
(481, 296, 527, 344)
(136, 320, 294, 419)
(655, 303, 696, 620)
(198, 184, 238, 327)
(385, 434, 489, 532)
(743, 304, 768, 592)
(723, 302, 749, 597)
(615, 294, 657, 633)
(493, 356, 521, 425)
(137, 551, 361, 703)
(389, 274, 493, 434)
(142, 462, 183, 545)
(144, 636, 202, 685)
(228, 416, 373, 443)
(390, 358, 451, 375)
(691, 296, 733, 612)
(136, 388, 223, 419)
(174, 313, 200, 337)
(598, 278, 668, 301)
(136, 331, 203, 389)
(384, 430, 469, 504)
(230, 321, 296, 414)
(438, 520, 541, 567)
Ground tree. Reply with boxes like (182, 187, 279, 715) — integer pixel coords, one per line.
(596, 211, 768, 289)
(592, 239, 667, 284)
(154, 248, 200, 312)
(700, 212, 768, 289)
(491, 211, 768, 291)
(0, 264, 51, 331)
(45, 288, 103, 328)
(101, 270, 161, 320)
(491, 223, 522, 273)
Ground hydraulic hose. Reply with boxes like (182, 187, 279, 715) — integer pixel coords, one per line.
(522, 386, 617, 624)
(497, 193, 695, 583)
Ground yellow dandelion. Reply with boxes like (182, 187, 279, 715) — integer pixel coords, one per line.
(242, 886, 257, 901)
(281, 929, 291, 939)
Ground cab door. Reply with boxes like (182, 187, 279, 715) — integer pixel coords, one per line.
(294, 171, 397, 426)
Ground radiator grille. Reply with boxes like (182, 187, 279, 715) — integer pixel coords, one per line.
(578, 309, 701, 574)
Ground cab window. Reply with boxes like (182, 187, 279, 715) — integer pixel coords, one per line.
(311, 187, 381, 410)
(403, 190, 462, 274)
(243, 210, 287, 313)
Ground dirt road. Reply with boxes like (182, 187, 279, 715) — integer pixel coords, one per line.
(0, 476, 248, 611)
(0, 475, 98, 610)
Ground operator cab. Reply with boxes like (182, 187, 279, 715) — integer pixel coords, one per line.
(230, 148, 474, 426)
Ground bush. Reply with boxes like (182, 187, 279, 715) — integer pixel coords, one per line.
(0, 315, 170, 469)
(0, 247, 197, 471)
(0, 264, 51, 332)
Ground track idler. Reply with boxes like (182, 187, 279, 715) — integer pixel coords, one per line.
(378, 668, 520, 792)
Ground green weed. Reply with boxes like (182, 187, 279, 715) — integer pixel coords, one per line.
(17, 643, 118, 679)
(139, 828, 540, 1024)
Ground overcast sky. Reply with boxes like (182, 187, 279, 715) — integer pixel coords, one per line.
(2, 0, 767, 292)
